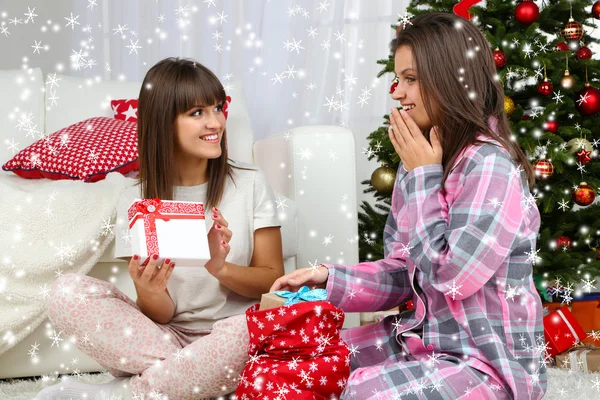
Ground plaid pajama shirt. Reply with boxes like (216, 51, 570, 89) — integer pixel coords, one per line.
(324, 133, 547, 400)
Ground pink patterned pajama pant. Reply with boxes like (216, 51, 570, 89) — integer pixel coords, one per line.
(46, 274, 249, 400)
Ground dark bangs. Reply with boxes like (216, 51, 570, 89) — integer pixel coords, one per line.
(173, 62, 227, 115)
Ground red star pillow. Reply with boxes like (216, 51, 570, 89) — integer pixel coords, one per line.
(2, 117, 139, 182)
(111, 99, 138, 122)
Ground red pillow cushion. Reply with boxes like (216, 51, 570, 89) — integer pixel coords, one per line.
(2, 117, 138, 182)
(111, 99, 138, 122)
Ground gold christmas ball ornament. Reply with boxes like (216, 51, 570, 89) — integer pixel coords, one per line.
(371, 165, 397, 195)
(561, 70, 576, 89)
(504, 96, 515, 116)
(567, 138, 593, 154)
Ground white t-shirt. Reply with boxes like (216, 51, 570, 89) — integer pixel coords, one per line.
(114, 160, 281, 331)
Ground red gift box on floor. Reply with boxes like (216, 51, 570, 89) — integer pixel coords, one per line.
(571, 300, 600, 332)
(236, 302, 350, 400)
(542, 302, 566, 316)
(543, 306, 588, 357)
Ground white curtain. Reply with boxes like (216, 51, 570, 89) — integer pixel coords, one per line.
(69, 0, 409, 203)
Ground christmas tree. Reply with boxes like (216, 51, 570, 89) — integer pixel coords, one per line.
(358, 0, 600, 303)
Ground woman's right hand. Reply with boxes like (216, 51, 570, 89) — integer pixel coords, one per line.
(269, 266, 329, 293)
(128, 254, 176, 294)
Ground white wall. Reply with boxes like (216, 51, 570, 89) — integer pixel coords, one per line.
(0, 0, 75, 73)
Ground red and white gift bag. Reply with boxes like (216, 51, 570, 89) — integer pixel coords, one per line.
(128, 198, 210, 267)
(235, 301, 350, 400)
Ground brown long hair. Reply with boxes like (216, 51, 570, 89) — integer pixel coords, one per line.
(391, 12, 535, 190)
(137, 57, 233, 208)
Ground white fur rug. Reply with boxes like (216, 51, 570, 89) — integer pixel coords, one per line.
(0, 368, 598, 399)
(0, 372, 114, 399)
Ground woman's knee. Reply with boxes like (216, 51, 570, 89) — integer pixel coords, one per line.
(210, 315, 249, 365)
(212, 315, 248, 337)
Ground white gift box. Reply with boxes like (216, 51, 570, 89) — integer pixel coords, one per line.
(128, 198, 211, 267)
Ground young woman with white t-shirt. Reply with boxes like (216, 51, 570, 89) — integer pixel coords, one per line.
(38, 57, 284, 400)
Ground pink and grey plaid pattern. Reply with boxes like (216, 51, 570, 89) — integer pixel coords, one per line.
(325, 135, 546, 399)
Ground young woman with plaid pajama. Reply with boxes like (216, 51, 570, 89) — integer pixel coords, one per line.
(272, 12, 546, 400)
(38, 58, 285, 400)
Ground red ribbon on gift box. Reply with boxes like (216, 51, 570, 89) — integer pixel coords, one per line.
(128, 198, 205, 257)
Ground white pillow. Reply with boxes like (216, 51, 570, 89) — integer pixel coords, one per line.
(0, 68, 44, 169)
(44, 73, 140, 136)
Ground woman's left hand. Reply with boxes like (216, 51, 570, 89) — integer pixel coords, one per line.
(205, 207, 232, 278)
(388, 107, 443, 172)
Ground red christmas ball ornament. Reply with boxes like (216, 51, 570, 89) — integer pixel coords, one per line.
(562, 18, 584, 41)
(555, 236, 572, 251)
(538, 79, 553, 96)
(515, 0, 540, 24)
(576, 148, 592, 165)
(576, 46, 593, 60)
(573, 182, 596, 206)
(493, 48, 507, 68)
(223, 95, 231, 119)
(533, 159, 554, 179)
(544, 120, 559, 133)
(576, 84, 600, 116)
(593, 1, 600, 19)
(390, 78, 398, 94)
(555, 42, 569, 51)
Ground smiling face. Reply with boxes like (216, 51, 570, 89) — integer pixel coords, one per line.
(391, 45, 433, 132)
(175, 102, 226, 160)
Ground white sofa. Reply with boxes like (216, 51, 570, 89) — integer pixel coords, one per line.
(0, 68, 360, 379)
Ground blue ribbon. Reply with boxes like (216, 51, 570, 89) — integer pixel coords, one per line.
(272, 286, 327, 306)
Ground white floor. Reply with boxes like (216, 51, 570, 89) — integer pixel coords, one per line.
(0, 368, 597, 399)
